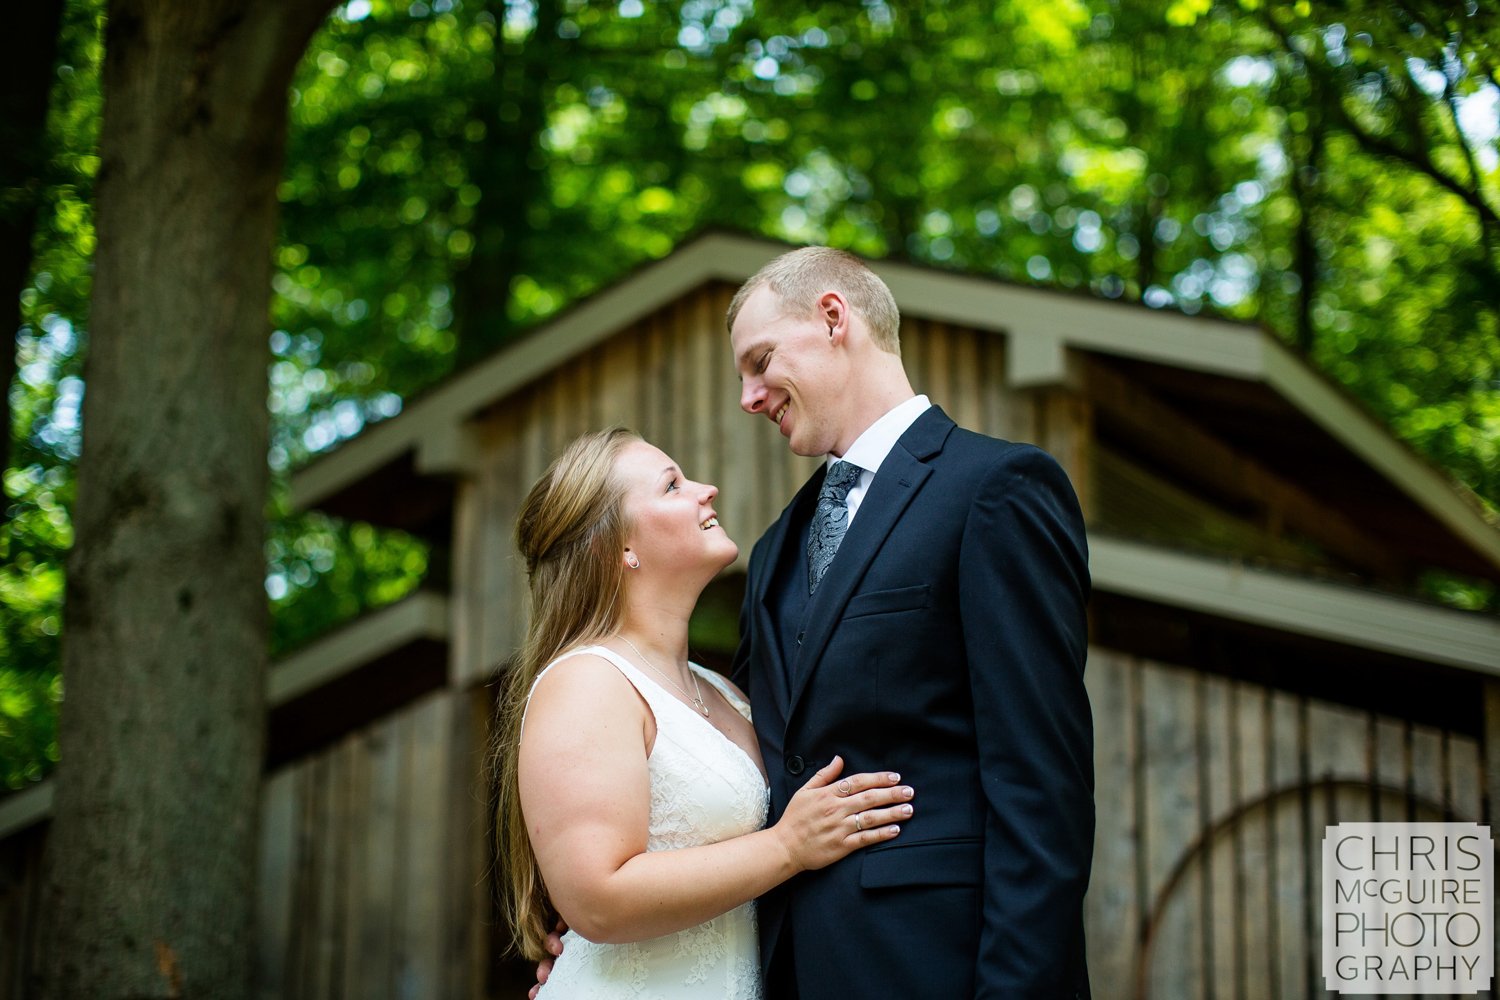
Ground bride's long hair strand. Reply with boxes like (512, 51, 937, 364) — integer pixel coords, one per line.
(493, 427, 638, 960)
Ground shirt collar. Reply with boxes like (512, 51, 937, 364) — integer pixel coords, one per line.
(826, 394, 932, 476)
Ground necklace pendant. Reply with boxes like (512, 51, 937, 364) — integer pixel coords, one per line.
(616, 634, 711, 719)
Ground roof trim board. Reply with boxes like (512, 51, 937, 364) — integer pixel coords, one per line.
(1091, 536, 1500, 674)
(0, 780, 51, 840)
(269, 590, 450, 705)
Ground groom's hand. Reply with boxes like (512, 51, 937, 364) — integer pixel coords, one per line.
(528, 918, 567, 999)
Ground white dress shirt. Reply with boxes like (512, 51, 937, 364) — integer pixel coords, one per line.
(827, 394, 931, 526)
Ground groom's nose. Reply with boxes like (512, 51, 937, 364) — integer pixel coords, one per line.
(740, 380, 766, 414)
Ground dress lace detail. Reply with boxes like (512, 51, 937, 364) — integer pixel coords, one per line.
(526, 646, 769, 1000)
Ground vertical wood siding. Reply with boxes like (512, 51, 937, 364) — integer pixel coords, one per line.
(252, 688, 489, 1000)
(1084, 647, 1486, 1000)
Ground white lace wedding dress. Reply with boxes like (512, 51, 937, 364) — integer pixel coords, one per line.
(526, 645, 769, 999)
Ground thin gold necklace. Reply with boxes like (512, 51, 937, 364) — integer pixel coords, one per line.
(617, 635, 710, 718)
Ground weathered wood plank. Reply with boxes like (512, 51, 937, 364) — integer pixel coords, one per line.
(454, 687, 497, 1000)
(1140, 660, 1206, 1000)
(577, 331, 602, 433)
(544, 365, 572, 461)
(557, 344, 591, 447)
(362, 717, 402, 998)
(1201, 673, 1236, 1000)
(1268, 690, 1305, 1000)
(688, 287, 717, 489)
(978, 331, 1007, 440)
(716, 287, 758, 569)
(490, 401, 530, 667)
(948, 327, 983, 434)
(898, 317, 925, 393)
(519, 386, 549, 487)
(1411, 721, 1446, 818)
(285, 760, 321, 999)
(925, 319, 953, 418)
(450, 476, 486, 686)
(1448, 731, 1482, 822)
(317, 744, 352, 999)
(255, 767, 298, 999)
(1305, 700, 1371, 807)
(337, 731, 373, 999)
(1372, 715, 1408, 823)
(1083, 649, 1137, 994)
(640, 307, 668, 446)
(1230, 681, 1273, 1000)
(399, 693, 450, 999)
(597, 318, 640, 430)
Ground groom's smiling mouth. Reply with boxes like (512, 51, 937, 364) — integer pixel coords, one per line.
(774, 402, 789, 426)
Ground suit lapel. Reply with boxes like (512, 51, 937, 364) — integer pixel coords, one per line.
(786, 407, 955, 717)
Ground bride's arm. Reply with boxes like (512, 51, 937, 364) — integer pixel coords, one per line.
(518, 654, 912, 945)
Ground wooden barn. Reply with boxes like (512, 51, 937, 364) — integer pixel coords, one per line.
(4, 231, 1499, 999)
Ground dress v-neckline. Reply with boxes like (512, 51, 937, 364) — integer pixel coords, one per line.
(588, 646, 769, 790)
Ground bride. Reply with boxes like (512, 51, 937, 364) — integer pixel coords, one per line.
(494, 428, 915, 998)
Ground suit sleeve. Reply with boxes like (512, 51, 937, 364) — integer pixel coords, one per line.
(960, 444, 1093, 997)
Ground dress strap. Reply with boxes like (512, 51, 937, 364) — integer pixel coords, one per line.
(521, 644, 661, 740)
(692, 665, 752, 723)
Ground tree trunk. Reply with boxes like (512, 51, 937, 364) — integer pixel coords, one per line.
(0, 0, 65, 508)
(41, 2, 332, 997)
(451, 0, 560, 369)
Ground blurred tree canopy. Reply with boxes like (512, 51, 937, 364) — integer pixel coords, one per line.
(3, 0, 1497, 788)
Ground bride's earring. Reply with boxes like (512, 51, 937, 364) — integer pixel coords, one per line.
(625, 550, 640, 570)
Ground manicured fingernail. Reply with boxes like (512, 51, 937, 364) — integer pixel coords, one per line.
(888, 772, 900, 782)
(888, 825, 901, 835)
(900, 804, 913, 817)
(902, 786, 914, 799)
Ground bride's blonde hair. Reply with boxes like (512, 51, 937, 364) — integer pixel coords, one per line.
(493, 427, 639, 959)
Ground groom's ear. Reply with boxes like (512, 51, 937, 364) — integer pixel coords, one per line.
(817, 291, 850, 346)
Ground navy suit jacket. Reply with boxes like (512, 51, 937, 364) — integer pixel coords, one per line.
(731, 406, 1093, 999)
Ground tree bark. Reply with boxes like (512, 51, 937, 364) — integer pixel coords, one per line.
(41, 1, 333, 997)
(0, 0, 65, 509)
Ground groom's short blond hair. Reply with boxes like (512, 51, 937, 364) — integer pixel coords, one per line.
(727, 246, 902, 356)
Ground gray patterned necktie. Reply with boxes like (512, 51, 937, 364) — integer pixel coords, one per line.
(807, 460, 862, 594)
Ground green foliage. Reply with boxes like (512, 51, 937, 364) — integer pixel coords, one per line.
(0, 462, 67, 787)
(1, 0, 99, 788)
(266, 508, 428, 657)
(4, 0, 1498, 789)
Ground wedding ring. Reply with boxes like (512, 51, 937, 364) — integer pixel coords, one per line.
(853, 814, 864, 832)
(837, 779, 853, 797)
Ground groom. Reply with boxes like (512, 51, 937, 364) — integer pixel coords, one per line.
(727, 247, 1093, 998)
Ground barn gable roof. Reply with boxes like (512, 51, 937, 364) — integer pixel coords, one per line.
(290, 231, 1500, 583)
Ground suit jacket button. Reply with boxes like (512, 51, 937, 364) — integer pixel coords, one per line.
(795, 630, 804, 645)
(785, 755, 805, 775)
